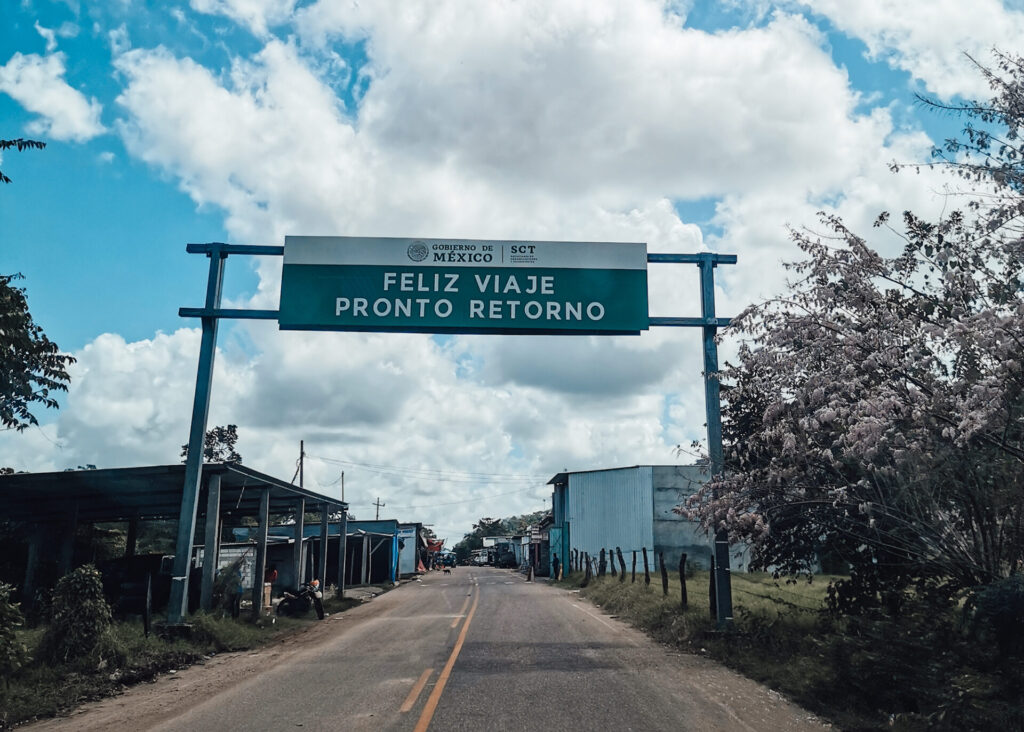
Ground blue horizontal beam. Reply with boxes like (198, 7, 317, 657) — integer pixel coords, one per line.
(186, 243, 284, 256)
(184, 243, 738, 265)
(648, 253, 737, 265)
(649, 316, 731, 328)
(178, 309, 730, 328)
(179, 307, 279, 320)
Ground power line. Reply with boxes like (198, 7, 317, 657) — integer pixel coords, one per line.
(345, 485, 547, 511)
(307, 454, 550, 484)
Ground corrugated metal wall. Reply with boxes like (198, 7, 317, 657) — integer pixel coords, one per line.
(397, 524, 418, 576)
(652, 465, 714, 570)
(567, 466, 654, 562)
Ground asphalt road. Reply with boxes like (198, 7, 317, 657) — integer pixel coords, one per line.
(31, 567, 827, 731)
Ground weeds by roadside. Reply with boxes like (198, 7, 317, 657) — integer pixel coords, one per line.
(555, 570, 1024, 731)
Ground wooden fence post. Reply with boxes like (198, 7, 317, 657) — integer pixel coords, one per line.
(617, 547, 626, 583)
(598, 548, 606, 578)
(659, 551, 669, 596)
(709, 553, 718, 619)
(642, 547, 651, 586)
(609, 548, 617, 578)
(679, 553, 688, 608)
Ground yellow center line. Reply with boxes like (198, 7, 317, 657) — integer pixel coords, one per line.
(450, 594, 472, 629)
(413, 589, 480, 732)
(399, 668, 434, 713)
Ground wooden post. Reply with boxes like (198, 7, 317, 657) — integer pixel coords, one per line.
(125, 514, 139, 558)
(642, 547, 650, 586)
(631, 550, 637, 583)
(659, 551, 669, 596)
(609, 548, 617, 577)
(679, 553, 688, 608)
(22, 524, 43, 608)
(598, 548, 606, 578)
(709, 553, 718, 619)
(617, 547, 626, 583)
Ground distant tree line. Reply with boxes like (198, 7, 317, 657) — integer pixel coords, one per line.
(452, 510, 547, 564)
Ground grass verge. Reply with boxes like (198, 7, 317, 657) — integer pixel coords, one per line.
(556, 570, 1024, 731)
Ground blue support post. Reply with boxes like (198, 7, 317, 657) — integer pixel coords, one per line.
(168, 248, 226, 624)
(293, 498, 306, 586)
(698, 258, 734, 627)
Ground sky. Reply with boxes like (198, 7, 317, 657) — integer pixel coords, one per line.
(2, 0, 1019, 545)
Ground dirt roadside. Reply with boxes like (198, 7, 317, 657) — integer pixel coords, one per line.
(21, 577, 830, 731)
(21, 587, 410, 732)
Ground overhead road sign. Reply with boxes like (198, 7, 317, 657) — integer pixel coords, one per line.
(278, 236, 649, 335)
(177, 239, 737, 628)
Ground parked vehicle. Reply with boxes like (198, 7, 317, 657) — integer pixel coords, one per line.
(275, 579, 325, 619)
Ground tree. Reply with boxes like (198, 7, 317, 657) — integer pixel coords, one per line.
(452, 517, 505, 563)
(0, 582, 29, 686)
(180, 424, 242, 464)
(684, 52, 1024, 612)
(1, 274, 75, 431)
(0, 138, 45, 185)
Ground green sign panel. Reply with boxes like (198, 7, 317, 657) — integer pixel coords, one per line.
(279, 236, 649, 335)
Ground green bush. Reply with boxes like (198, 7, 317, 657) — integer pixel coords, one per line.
(40, 565, 111, 664)
(962, 575, 1024, 660)
(0, 582, 30, 685)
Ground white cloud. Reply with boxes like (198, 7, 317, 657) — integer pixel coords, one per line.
(190, 0, 297, 37)
(0, 52, 105, 141)
(33, 20, 78, 53)
(10, 0, 987, 539)
(294, 2, 883, 202)
(804, 0, 1024, 99)
(109, 24, 131, 55)
(34, 22, 58, 53)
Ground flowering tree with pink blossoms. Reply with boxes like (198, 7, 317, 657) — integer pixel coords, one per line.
(684, 53, 1024, 613)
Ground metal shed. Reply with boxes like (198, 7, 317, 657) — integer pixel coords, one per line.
(548, 465, 746, 576)
(345, 520, 399, 586)
(0, 463, 347, 616)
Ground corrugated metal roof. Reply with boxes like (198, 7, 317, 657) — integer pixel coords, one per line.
(0, 463, 346, 523)
(548, 464, 695, 485)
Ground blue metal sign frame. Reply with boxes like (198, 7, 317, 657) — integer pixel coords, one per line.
(170, 242, 735, 627)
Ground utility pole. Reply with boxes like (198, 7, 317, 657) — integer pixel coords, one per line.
(299, 440, 304, 489)
(374, 497, 385, 520)
(341, 471, 344, 502)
